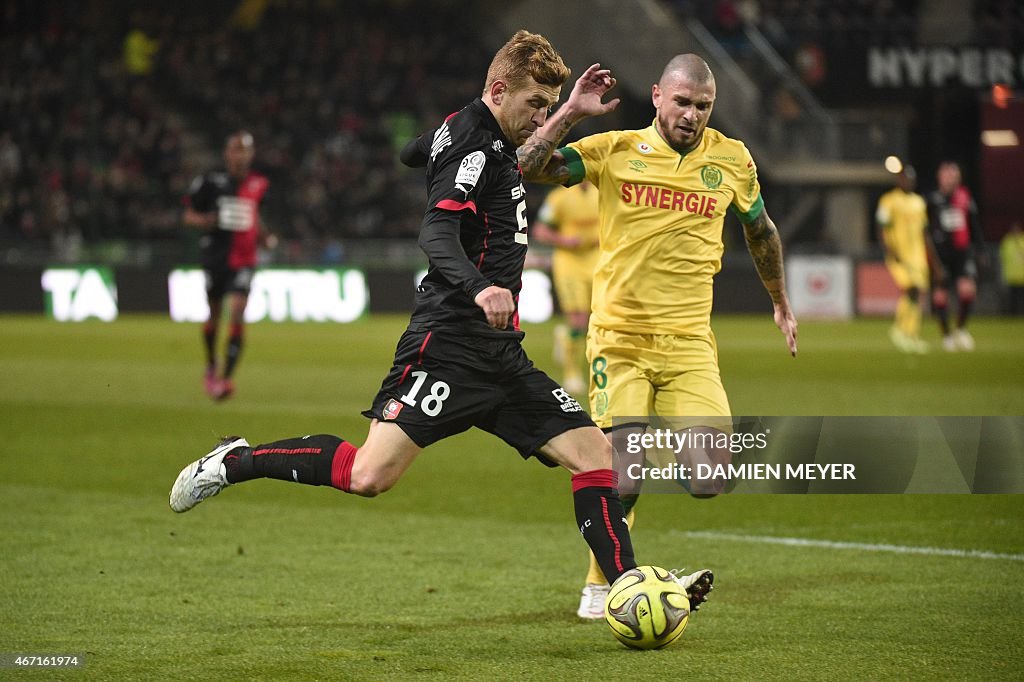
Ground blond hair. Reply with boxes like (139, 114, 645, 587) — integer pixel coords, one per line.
(484, 30, 571, 94)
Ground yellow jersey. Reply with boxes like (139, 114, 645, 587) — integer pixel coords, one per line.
(536, 182, 600, 277)
(875, 188, 928, 267)
(563, 123, 763, 336)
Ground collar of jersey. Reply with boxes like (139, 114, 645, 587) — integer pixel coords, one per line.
(647, 119, 703, 160)
(470, 98, 515, 151)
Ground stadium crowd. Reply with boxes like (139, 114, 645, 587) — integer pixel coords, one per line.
(2, 0, 1019, 267)
(0, 0, 491, 259)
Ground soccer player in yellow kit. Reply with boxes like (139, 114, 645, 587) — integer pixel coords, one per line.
(531, 180, 600, 395)
(876, 165, 931, 353)
(518, 53, 798, 618)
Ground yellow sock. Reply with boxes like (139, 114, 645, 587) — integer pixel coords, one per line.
(895, 295, 914, 336)
(905, 295, 922, 339)
(584, 509, 636, 585)
(553, 324, 570, 367)
(566, 330, 586, 384)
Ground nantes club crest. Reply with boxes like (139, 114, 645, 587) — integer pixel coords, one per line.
(700, 165, 723, 190)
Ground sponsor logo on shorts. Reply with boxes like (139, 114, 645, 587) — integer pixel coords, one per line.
(382, 398, 403, 421)
(552, 388, 583, 413)
(594, 391, 609, 417)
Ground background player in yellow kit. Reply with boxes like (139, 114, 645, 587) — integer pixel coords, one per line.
(518, 53, 798, 618)
(875, 164, 932, 353)
(531, 180, 600, 395)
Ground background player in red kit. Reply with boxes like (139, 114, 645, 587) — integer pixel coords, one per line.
(168, 31, 713, 612)
(183, 130, 270, 400)
(927, 161, 982, 352)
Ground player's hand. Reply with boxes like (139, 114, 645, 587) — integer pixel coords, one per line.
(474, 285, 515, 329)
(562, 63, 620, 121)
(773, 301, 798, 357)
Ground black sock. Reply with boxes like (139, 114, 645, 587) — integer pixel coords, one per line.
(224, 434, 354, 488)
(203, 322, 217, 369)
(935, 303, 950, 335)
(957, 298, 973, 328)
(224, 324, 243, 378)
(572, 470, 637, 584)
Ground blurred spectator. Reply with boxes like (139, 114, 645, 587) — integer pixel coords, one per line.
(1000, 222, 1024, 315)
(123, 21, 160, 75)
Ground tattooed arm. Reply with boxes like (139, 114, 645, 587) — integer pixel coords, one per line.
(743, 209, 799, 357)
(518, 134, 573, 185)
(518, 63, 619, 184)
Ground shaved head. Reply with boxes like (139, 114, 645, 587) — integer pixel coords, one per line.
(652, 54, 716, 153)
(659, 54, 714, 87)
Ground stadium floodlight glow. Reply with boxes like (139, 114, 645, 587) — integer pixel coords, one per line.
(883, 156, 903, 174)
(981, 130, 1019, 147)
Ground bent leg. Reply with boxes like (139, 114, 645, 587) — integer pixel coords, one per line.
(223, 292, 248, 379)
(539, 426, 637, 583)
(203, 297, 222, 371)
(224, 420, 422, 498)
(348, 420, 422, 496)
(956, 276, 976, 329)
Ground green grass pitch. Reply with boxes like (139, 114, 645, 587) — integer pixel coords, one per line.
(2, 314, 1023, 680)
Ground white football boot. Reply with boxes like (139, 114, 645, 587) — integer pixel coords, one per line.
(577, 583, 610, 619)
(671, 568, 715, 612)
(955, 329, 975, 351)
(169, 437, 248, 513)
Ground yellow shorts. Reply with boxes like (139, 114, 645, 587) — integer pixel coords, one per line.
(586, 325, 731, 430)
(552, 250, 598, 314)
(886, 257, 929, 291)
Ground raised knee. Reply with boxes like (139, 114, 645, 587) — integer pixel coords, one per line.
(347, 469, 394, 498)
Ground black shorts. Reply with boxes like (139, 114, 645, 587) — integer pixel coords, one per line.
(362, 328, 595, 463)
(205, 266, 254, 299)
(936, 249, 976, 284)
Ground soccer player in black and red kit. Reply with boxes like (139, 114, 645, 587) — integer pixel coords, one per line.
(183, 131, 270, 400)
(927, 161, 983, 351)
(169, 31, 713, 610)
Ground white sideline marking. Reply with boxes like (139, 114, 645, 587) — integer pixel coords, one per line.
(681, 530, 1024, 562)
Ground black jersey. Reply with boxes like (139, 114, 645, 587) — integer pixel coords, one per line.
(184, 170, 268, 270)
(926, 185, 980, 257)
(406, 99, 529, 338)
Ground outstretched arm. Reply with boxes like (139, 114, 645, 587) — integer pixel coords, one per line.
(518, 63, 619, 184)
(743, 209, 798, 357)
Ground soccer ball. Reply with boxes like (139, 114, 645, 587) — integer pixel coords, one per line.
(604, 566, 690, 649)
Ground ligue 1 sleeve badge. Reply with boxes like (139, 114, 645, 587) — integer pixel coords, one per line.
(383, 398, 404, 420)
